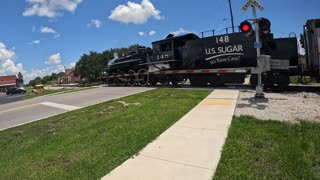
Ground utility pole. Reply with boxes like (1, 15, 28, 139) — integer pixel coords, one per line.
(228, 0, 235, 32)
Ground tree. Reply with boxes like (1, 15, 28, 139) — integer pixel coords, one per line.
(50, 73, 58, 80)
(41, 75, 51, 84)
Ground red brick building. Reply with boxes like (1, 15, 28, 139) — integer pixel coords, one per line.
(0, 75, 17, 92)
(58, 68, 81, 84)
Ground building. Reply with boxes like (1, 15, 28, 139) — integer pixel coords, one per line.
(0, 75, 17, 92)
(58, 68, 81, 84)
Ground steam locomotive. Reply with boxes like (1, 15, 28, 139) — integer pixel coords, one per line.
(104, 18, 320, 90)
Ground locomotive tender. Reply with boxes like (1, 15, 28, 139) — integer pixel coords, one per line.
(105, 19, 320, 89)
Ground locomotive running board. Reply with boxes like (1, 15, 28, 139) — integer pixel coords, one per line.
(139, 59, 180, 65)
(105, 67, 251, 79)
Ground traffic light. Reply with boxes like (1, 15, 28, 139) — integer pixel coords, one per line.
(239, 20, 253, 33)
(258, 18, 271, 34)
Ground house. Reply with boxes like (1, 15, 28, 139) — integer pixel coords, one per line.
(58, 68, 80, 84)
(0, 75, 17, 92)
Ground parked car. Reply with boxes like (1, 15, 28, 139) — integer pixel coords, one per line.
(6, 87, 26, 96)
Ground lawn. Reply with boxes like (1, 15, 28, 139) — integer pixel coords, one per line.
(0, 88, 209, 180)
(214, 116, 320, 179)
(290, 76, 318, 84)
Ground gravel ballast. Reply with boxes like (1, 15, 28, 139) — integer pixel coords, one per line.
(235, 90, 320, 122)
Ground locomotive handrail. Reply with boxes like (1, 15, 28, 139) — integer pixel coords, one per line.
(198, 26, 241, 38)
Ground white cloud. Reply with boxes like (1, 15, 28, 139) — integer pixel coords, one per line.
(0, 43, 15, 60)
(40, 26, 56, 34)
(87, 19, 102, 28)
(29, 40, 40, 45)
(149, 30, 156, 36)
(23, 0, 83, 18)
(0, 42, 67, 83)
(54, 34, 61, 38)
(109, 0, 162, 24)
(298, 40, 305, 55)
(170, 28, 191, 36)
(138, 32, 145, 36)
(39, 26, 60, 38)
(0, 42, 25, 76)
(69, 62, 76, 68)
(45, 53, 62, 65)
(27, 65, 65, 82)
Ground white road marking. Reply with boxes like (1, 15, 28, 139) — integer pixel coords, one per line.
(40, 102, 80, 111)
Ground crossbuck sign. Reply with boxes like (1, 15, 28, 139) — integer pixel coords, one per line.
(241, 0, 264, 12)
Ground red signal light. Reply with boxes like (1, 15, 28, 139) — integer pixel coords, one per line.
(240, 21, 252, 33)
(242, 24, 250, 32)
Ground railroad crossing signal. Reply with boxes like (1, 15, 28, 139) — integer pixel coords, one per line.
(241, 0, 265, 99)
(241, 0, 264, 12)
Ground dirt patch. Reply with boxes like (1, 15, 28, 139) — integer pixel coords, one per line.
(235, 90, 320, 122)
(117, 101, 141, 107)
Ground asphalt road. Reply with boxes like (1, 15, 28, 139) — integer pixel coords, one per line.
(0, 87, 152, 131)
(0, 93, 25, 105)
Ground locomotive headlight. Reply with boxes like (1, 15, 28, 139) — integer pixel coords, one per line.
(258, 18, 271, 34)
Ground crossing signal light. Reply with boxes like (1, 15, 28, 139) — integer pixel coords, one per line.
(258, 18, 271, 34)
(240, 21, 252, 33)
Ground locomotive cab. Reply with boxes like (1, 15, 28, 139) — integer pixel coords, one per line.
(151, 34, 199, 68)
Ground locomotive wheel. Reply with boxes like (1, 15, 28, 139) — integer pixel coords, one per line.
(127, 70, 136, 86)
(107, 78, 114, 86)
(171, 80, 179, 87)
(119, 73, 127, 86)
(119, 79, 127, 86)
(113, 79, 119, 86)
(161, 80, 170, 86)
(263, 76, 275, 90)
(189, 76, 207, 87)
(250, 75, 258, 88)
(170, 77, 180, 87)
(275, 74, 290, 91)
(149, 77, 158, 86)
(179, 77, 188, 85)
(209, 75, 222, 87)
(137, 69, 149, 86)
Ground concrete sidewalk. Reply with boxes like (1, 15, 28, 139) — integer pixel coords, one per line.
(102, 90, 239, 180)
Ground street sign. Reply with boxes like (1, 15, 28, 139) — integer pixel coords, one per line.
(241, 0, 264, 12)
(254, 42, 262, 48)
(252, 1, 264, 11)
(241, 1, 252, 12)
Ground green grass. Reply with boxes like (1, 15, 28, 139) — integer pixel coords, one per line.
(24, 86, 95, 99)
(0, 89, 209, 180)
(290, 76, 318, 84)
(214, 116, 320, 179)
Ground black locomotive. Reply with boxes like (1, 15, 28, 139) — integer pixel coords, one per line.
(105, 18, 320, 89)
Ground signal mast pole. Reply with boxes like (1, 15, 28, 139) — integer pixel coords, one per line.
(252, 6, 265, 99)
(228, 0, 235, 33)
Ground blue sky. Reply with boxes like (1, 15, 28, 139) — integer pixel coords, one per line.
(0, 0, 319, 82)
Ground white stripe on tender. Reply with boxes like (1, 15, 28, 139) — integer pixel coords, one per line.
(40, 102, 80, 111)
